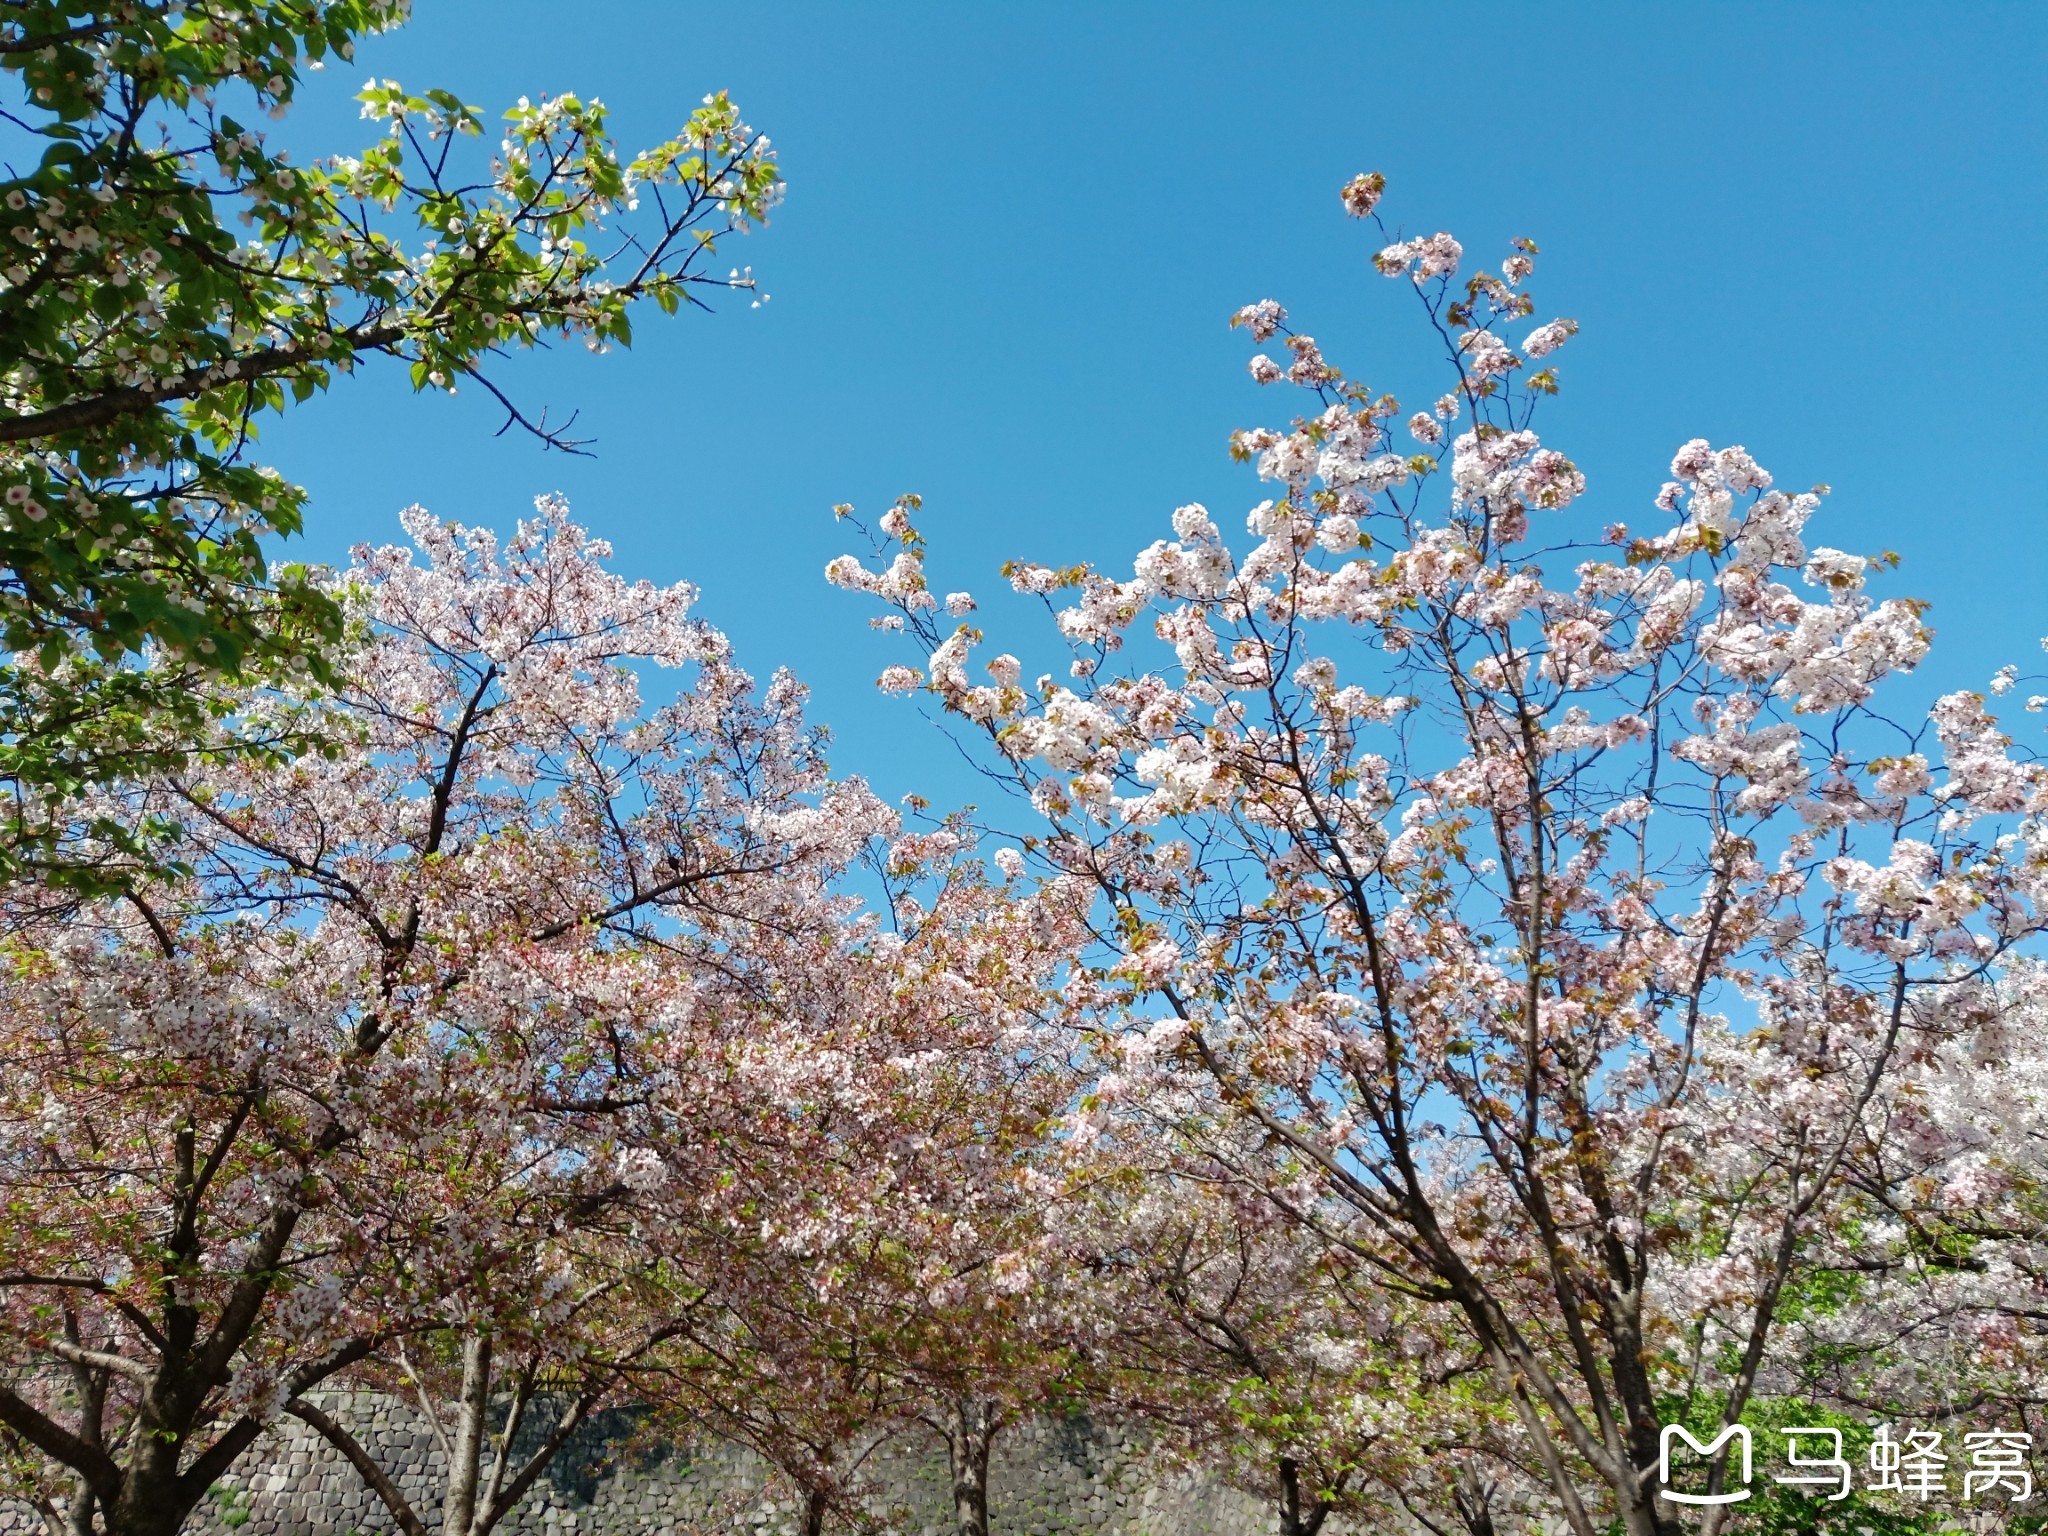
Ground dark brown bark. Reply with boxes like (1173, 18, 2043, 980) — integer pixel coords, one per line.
(799, 1484, 830, 1536)
(1276, 1455, 1332, 1536)
(0, 326, 403, 446)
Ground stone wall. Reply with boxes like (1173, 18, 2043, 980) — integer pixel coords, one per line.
(0, 1396, 1275, 1536)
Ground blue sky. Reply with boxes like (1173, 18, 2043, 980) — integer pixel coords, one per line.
(261, 0, 2048, 807)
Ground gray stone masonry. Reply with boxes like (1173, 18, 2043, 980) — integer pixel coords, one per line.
(0, 1395, 1289, 1536)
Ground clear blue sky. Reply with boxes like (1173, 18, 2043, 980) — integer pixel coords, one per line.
(261, 1, 2048, 806)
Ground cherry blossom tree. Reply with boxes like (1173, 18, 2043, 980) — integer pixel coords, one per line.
(1847, 961, 2048, 1419)
(827, 176, 2048, 1536)
(1705, 957, 2048, 1533)
(640, 840, 1094, 1536)
(277, 1179, 711, 1536)
(0, 498, 885, 1536)
(1064, 1101, 1535, 1536)
(848, 853, 1092, 1536)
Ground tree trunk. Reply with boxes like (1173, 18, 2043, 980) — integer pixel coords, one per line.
(107, 1397, 206, 1536)
(1450, 1461, 1496, 1536)
(102, 1483, 189, 1536)
(942, 1397, 997, 1536)
(799, 1484, 830, 1536)
(61, 1478, 93, 1536)
(441, 1332, 494, 1536)
(1276, 1455, 1330, 1536)
(1617, 1467, 1685, 1536)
